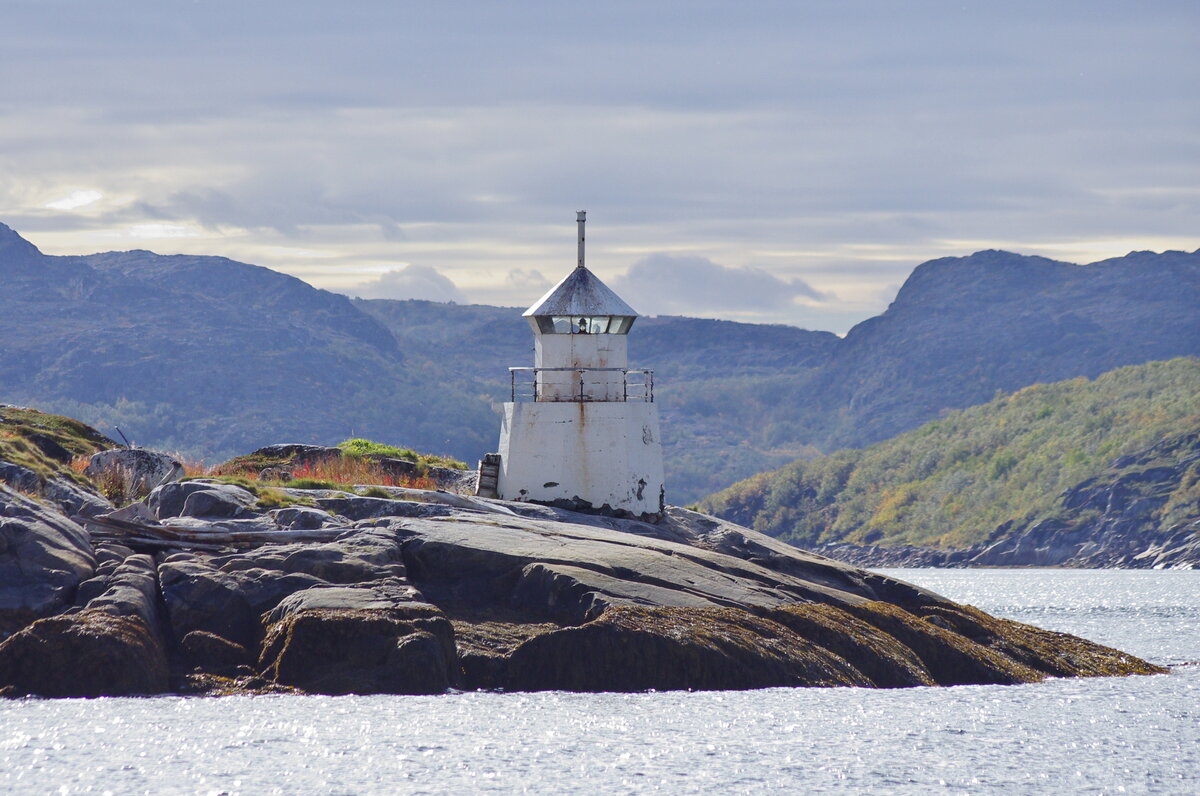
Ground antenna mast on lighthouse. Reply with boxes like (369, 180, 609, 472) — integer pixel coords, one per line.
(484, 211, 665, 517)
(576, 210, 586, 270)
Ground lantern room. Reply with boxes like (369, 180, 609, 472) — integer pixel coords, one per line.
(479, 211, 666, 518)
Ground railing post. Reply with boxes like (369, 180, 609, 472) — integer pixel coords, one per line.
(510, 367, 653, 403)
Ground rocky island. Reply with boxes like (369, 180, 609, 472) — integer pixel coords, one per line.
(0, 407, 1165, 698)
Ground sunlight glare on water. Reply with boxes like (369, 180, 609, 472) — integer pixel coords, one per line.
(0, 569, 1196, 795)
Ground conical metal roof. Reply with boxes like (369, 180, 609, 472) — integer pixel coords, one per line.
(522, 266, 639, 317)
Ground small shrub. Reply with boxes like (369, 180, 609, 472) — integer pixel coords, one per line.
(357, 486, 392, 499)
(174, 455, 214, 479)
(988, 452, 1019, 480)
(94, 464, 134, 505)
(286, 478, 337, 490)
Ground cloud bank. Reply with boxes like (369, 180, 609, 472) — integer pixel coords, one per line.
(612, 255, 832, 320)
(1, 1, 1197, 332)
(349, 265, 466, 303)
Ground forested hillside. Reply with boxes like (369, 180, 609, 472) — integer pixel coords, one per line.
(701, 358, 1200, 560)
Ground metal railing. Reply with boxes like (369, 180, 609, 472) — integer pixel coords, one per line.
(510, 367, 654, 403)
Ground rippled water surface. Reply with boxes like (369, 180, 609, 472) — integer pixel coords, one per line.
(2, 569, 1197, 795)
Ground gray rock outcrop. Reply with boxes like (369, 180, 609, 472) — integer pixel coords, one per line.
(150, 480, 258, 520)
(247, 444, 342, 467)
(0, 538, 168, 697)
(0, 460, 110, 517)
(258, 592, 458, 695)
(85, 448, 184, 500)
(0, 477, 1169, 697)
(0, 484, 95, 636)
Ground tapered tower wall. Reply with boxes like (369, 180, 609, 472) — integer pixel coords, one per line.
(497, 401, 664, 515)
(489, 211, 666, 517)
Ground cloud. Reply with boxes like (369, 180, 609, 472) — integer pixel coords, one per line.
(348, 264, 466, 303)
(44, 190, 103, 210)
(506, 268, 550, 291)
(611, 254, 833, 320)
(2, 2, 1197, 335)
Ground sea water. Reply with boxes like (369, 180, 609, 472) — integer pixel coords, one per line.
(1, 569, 1196, 795)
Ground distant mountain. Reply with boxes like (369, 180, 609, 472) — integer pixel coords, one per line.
(700, 359, 1200, 567)
(0, 223, 496, 462)
(2, 221, 1198, 503)
(779, 249, 1200, 449)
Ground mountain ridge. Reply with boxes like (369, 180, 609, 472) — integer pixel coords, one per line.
(2, 221, 1197, 502)
(806, 247, 1200, 449)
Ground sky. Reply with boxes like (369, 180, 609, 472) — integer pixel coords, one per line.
(3, 1, 1197, 333)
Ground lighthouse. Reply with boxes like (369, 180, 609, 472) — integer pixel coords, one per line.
(484, 212, 665, 517)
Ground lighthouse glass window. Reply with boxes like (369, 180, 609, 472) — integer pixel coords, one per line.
(537, 316, 634, 335)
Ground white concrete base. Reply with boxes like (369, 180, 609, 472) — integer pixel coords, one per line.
(497, 401, 665, 516)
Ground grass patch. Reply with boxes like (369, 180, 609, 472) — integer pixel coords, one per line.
(255, 488, 316, 510)
(0, 406, 115, 490)
(0, 406, 112, 451)
(210, 440, 463, 490)
(338, 438, 467, 470)
(199, 458, 440, 492)
(338, 438, 418, 461)
(213, 453, 293, 475)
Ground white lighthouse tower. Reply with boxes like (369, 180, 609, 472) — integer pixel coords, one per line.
(488, 212, 665, 517)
